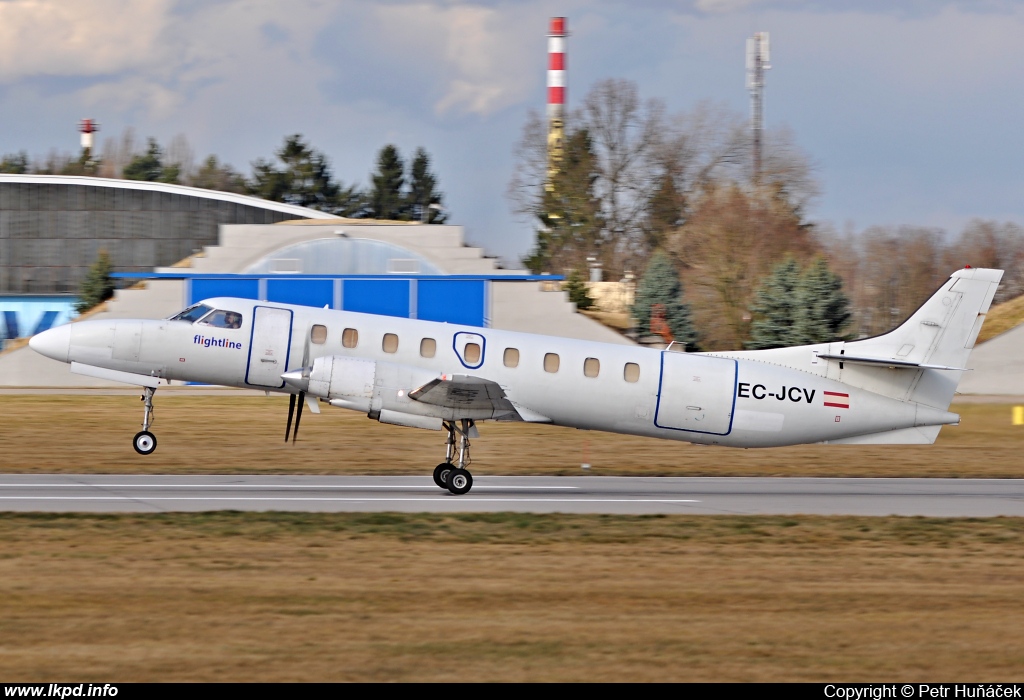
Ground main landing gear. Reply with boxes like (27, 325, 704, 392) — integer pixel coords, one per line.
(433, 419, 475, 495)
(133, 387, 158, 455)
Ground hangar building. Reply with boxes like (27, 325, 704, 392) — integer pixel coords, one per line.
(0, 177, 631, 386)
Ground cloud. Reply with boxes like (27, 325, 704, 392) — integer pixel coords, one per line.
(0, 0, 173, 81)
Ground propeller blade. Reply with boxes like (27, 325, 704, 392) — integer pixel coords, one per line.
(301, 325, 312, 378)
(292, 390, 305, 443)
(285, 393, 296, 442)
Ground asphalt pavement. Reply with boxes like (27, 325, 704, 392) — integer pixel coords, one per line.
(0, 474, 1022, 516)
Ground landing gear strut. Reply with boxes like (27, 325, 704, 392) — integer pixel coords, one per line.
(133, 387, 158, 455)
(434, 419, 475, 495)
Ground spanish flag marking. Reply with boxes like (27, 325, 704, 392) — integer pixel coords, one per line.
(823, 391, 850, 409)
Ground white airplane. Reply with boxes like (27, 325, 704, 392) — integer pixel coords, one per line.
(29, 267, 1001, 495)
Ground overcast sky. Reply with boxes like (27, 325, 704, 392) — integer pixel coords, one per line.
(1, 0, 1022, 265)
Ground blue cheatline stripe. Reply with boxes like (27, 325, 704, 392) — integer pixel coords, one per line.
(31, 311, 59, 335)
(3, 311, 18, 340)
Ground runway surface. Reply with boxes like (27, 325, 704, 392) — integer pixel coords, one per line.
(0, 475, 1023, 516)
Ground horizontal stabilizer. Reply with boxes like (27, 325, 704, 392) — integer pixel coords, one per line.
(816, 353, 966, 371)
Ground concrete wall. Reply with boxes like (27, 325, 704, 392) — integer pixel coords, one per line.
(958, 324, 1024, 395)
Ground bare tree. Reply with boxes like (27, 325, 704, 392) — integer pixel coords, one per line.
(667, 183, 819, 350)
(98, 127, 137, 179)
(578, 78, 665, 273)
(165, 134, 195, 183)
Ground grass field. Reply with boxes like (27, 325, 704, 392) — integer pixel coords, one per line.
(3, 395, 1023, 681)
(1, 512, 1023, 681)
(0, 395, 1022, 477)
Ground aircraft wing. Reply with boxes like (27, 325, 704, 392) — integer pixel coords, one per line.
(409, 374, 551, 422)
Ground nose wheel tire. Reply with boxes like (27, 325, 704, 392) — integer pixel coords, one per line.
(447, 468, 473, 495)
(433, 463, 453, 489)
(133, 430, 157, 455)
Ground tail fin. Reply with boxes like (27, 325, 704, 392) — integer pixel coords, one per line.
(836, 267, 1002, 409)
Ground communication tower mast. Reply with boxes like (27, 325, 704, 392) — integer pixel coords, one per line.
(746, 32, 770, 185)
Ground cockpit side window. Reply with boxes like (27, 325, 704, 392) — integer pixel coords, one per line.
(170, 304, 213, 323)
(199, 310, 244, 329)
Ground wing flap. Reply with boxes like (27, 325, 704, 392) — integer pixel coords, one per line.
(409, 374, 551, 422)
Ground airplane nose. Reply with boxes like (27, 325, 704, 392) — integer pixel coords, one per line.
(29, 324, 72, 363)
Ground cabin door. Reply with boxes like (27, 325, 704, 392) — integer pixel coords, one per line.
(654, 352, 737, 435)
(246, 306, 293, 388)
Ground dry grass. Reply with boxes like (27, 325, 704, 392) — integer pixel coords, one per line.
(0, 395, 1023, 477)
(1, 512, 1023, 681)
(977, 293, 1024, 344)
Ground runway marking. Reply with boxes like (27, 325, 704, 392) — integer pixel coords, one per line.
(0, 496, 700, 503)
(0, 484, 580, 491)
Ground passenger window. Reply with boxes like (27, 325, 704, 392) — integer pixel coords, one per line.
(310, 324, 327, 345)
(464, 342, 481, 365)
(342, 328, 358, 348)
(504, 348, 519, 368)
(383, 333, 399, 353)
(199, 310, 243, 329)
(584, 358, 600, 378)
(420, 338, 436, 358)
(624, 362, 640, 383)
(544, 353, 560, 373)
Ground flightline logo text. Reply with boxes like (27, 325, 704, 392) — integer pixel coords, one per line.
(194, 334, 242, 350)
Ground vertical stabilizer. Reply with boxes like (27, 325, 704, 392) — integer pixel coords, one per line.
(840, 267, 1003, 408)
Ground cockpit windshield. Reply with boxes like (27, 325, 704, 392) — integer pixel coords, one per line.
(169, 304, 213, 323)
(199, 310, 243, 329)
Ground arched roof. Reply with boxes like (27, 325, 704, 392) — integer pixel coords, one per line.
(241, 237, 444, 275)
(0, 174, 335, 220)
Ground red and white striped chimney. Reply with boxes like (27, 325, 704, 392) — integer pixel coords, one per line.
(547, 17, 566, 121)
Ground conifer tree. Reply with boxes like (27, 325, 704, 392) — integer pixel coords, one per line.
(564, 268, 594, 310)
(525, 128, 604, 273)
(406, 147, 446, 223)
(747, 256, 851, 349)
(369, 145, 406, 220)
(631, 250, 698, 348)
(75, 251, 115, 314)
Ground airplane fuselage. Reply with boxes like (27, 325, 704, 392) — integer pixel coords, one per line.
(34, 297, 959, 449)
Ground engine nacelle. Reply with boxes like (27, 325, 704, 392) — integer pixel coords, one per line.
(307, 355, 376, 403)
(304, 355, 442, 419)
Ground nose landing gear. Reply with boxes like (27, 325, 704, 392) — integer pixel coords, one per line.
(132, 387, 158, 455)
(434, 419, 475, 495)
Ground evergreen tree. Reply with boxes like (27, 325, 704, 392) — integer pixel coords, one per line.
(564, 268, 594, 310)
(631, 250, 698, 348)
(406, 147, 446, 223)
(368, 145, 406, 220)
(746, 256, 851, 349)
(525, 128, 604, 273)
(0, 152, 28, 174)
(746, 256, 805, 349)
(75, 250, 115, 314)
(249, 135, 340, 210)
(246, 135, 344, 211)
(645, 166, 684, 252)
(798, 256, 852, 343)
(123, 139, 178, 183)
(190, 155, 247, 194)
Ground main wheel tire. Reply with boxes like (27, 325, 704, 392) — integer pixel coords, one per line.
(133, 430, 157, 455)
(433, 462, 453, 489)
(447, 468, 473, 495)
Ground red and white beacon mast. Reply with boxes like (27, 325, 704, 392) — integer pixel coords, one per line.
(546, 17, 567, 192)
(79, 119, 99, 151)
